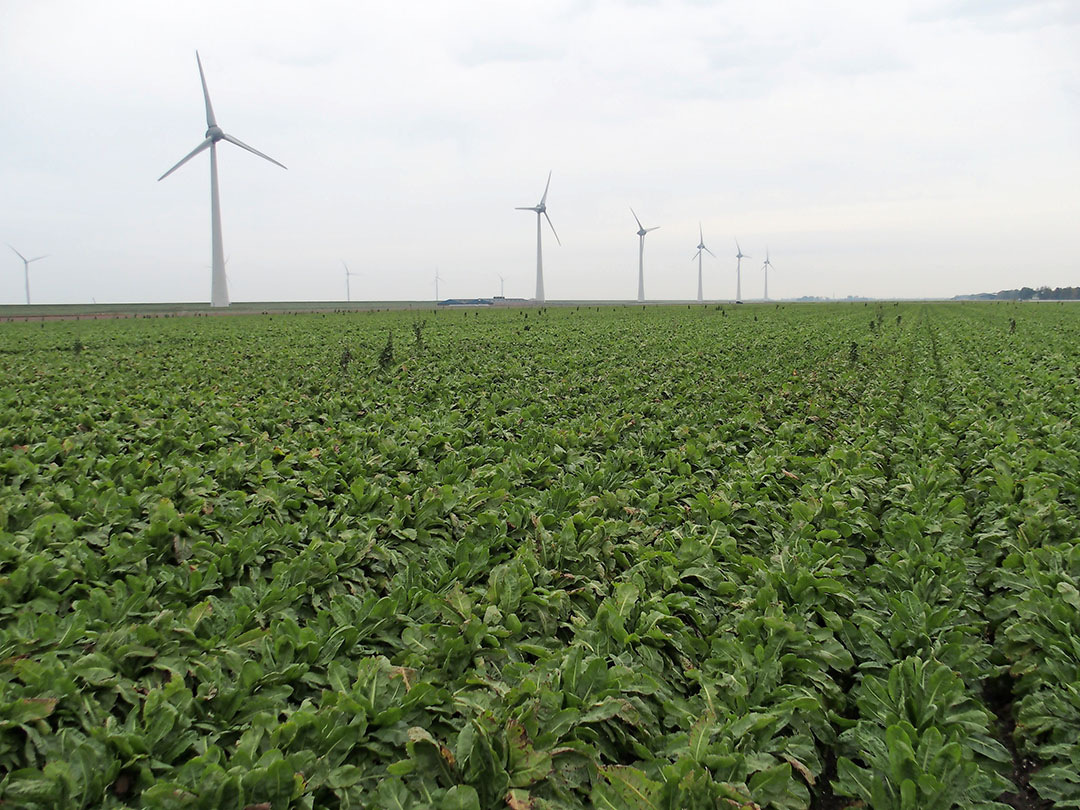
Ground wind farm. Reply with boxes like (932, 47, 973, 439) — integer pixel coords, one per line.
(3, 11, 1080, 810)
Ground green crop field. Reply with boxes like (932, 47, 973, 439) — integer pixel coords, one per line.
(1, 302, 1078, 809)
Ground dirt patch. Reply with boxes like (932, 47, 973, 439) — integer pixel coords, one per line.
(984, 674, 1053, 810)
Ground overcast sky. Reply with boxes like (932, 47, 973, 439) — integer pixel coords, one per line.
(2, 0, 1078, 304)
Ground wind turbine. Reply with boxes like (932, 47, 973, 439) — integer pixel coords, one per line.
(631, 208, 659, 302)
(497, 273, 505, 297)
(516, 171, 560, 303)
(343, 261, 360, 302)
(158, 51, 286, 308)
(692, 224, 716, 303)
(761, 250, 774, 301)
(7, 245, 46, 305)
(734, 239, 750, 302)
(435, 269, 443, 302)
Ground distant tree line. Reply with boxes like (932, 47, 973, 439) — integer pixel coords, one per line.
(955, 286, 1080, 301)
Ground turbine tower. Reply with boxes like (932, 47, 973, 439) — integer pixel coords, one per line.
(734, 239, 750, 302)
(8, 245, 46, 305)
(435, 269, 443, 302)
(497, 273, 505, 297)
(631, 208, 659, 302)
(761, 250, 774, 301)
(159, 51, 286, 308)
(516, 171, 560, 303)
(343, 261, 360, 302)
(692, 224, 716, 303)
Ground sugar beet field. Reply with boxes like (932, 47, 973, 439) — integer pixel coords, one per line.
(1, 302, 1078, 810)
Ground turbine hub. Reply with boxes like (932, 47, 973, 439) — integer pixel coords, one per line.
(206, 125, 224, 141)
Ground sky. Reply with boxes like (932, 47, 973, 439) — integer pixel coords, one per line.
(2, 0, 1078, 304)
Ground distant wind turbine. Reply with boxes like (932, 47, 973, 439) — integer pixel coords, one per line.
(516, 171, 560, 303)
(734, 239, 750, 302)
(158, 51, 286, 308)
(631, 208, 659, 302)
(343, 261, 360, 302)
(761, 250, 774, 301)
(497, 273, 505, 298)
(692, 224, 716, 303)
(7, 245, 46, 305)
(435, 269, 443, 302)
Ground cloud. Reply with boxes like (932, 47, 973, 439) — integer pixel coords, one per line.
(910, 0, 1080, 29)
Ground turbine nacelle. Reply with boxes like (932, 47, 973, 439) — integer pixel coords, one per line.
(206, 125, 225, 141)
(630, 208, 658, 237)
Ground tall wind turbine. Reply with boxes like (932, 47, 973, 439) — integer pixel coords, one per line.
(516, 171, 560, 303)
(497, 273, 505, 297)
(631, 208, 659, 302)
(692, 224, 716, 303)
(734, 239, 750, 302)
(434, 269, 443, 302)
(158, 51, 286, 308)
(8, 245, 46, 305)
(343, 261, 360, 302)
(761, 250, 774, 301)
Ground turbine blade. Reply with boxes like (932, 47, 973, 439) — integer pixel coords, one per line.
(544, 211, 561, 246)
(196, 51, 217, 129)
(221, 134, 287, 170)
(646, 226, 660, 232)
(7, 245, 27, 262)
(691, 251, 700, 262)
(540, 170, 552, 206)
(158, 137, 213, 181)
(28, 255, 48, 263)
(704, 247, 717, 258)
(735, 237, 741, 254)
(699, 222, 703, 242)
(515, 206, 537, 211)
(630, 208, 643, 230)
(342, 260, 350, 274)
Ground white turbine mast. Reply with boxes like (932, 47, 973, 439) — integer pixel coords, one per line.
(692, 223, 716, 303)
(434, 269, 443, 302)
(631, 208, 659, 303)
(516, 171, 560, 303)
(343, 261, 360, 302)
(158, 51, 286, 308)
(7, 245, 47, 305)
(497, 273, 505, 298)
(762, 250, 775, 301)
(734, 239, 750, 302)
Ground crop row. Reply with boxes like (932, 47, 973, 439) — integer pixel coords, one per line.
(1, 302, 1077, 808)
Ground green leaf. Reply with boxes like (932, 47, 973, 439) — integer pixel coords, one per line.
(443, 785, 481, 810)
(591, 765, 660, 810)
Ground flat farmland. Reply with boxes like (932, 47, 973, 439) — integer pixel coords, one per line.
(1, 303, 1078, 809)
